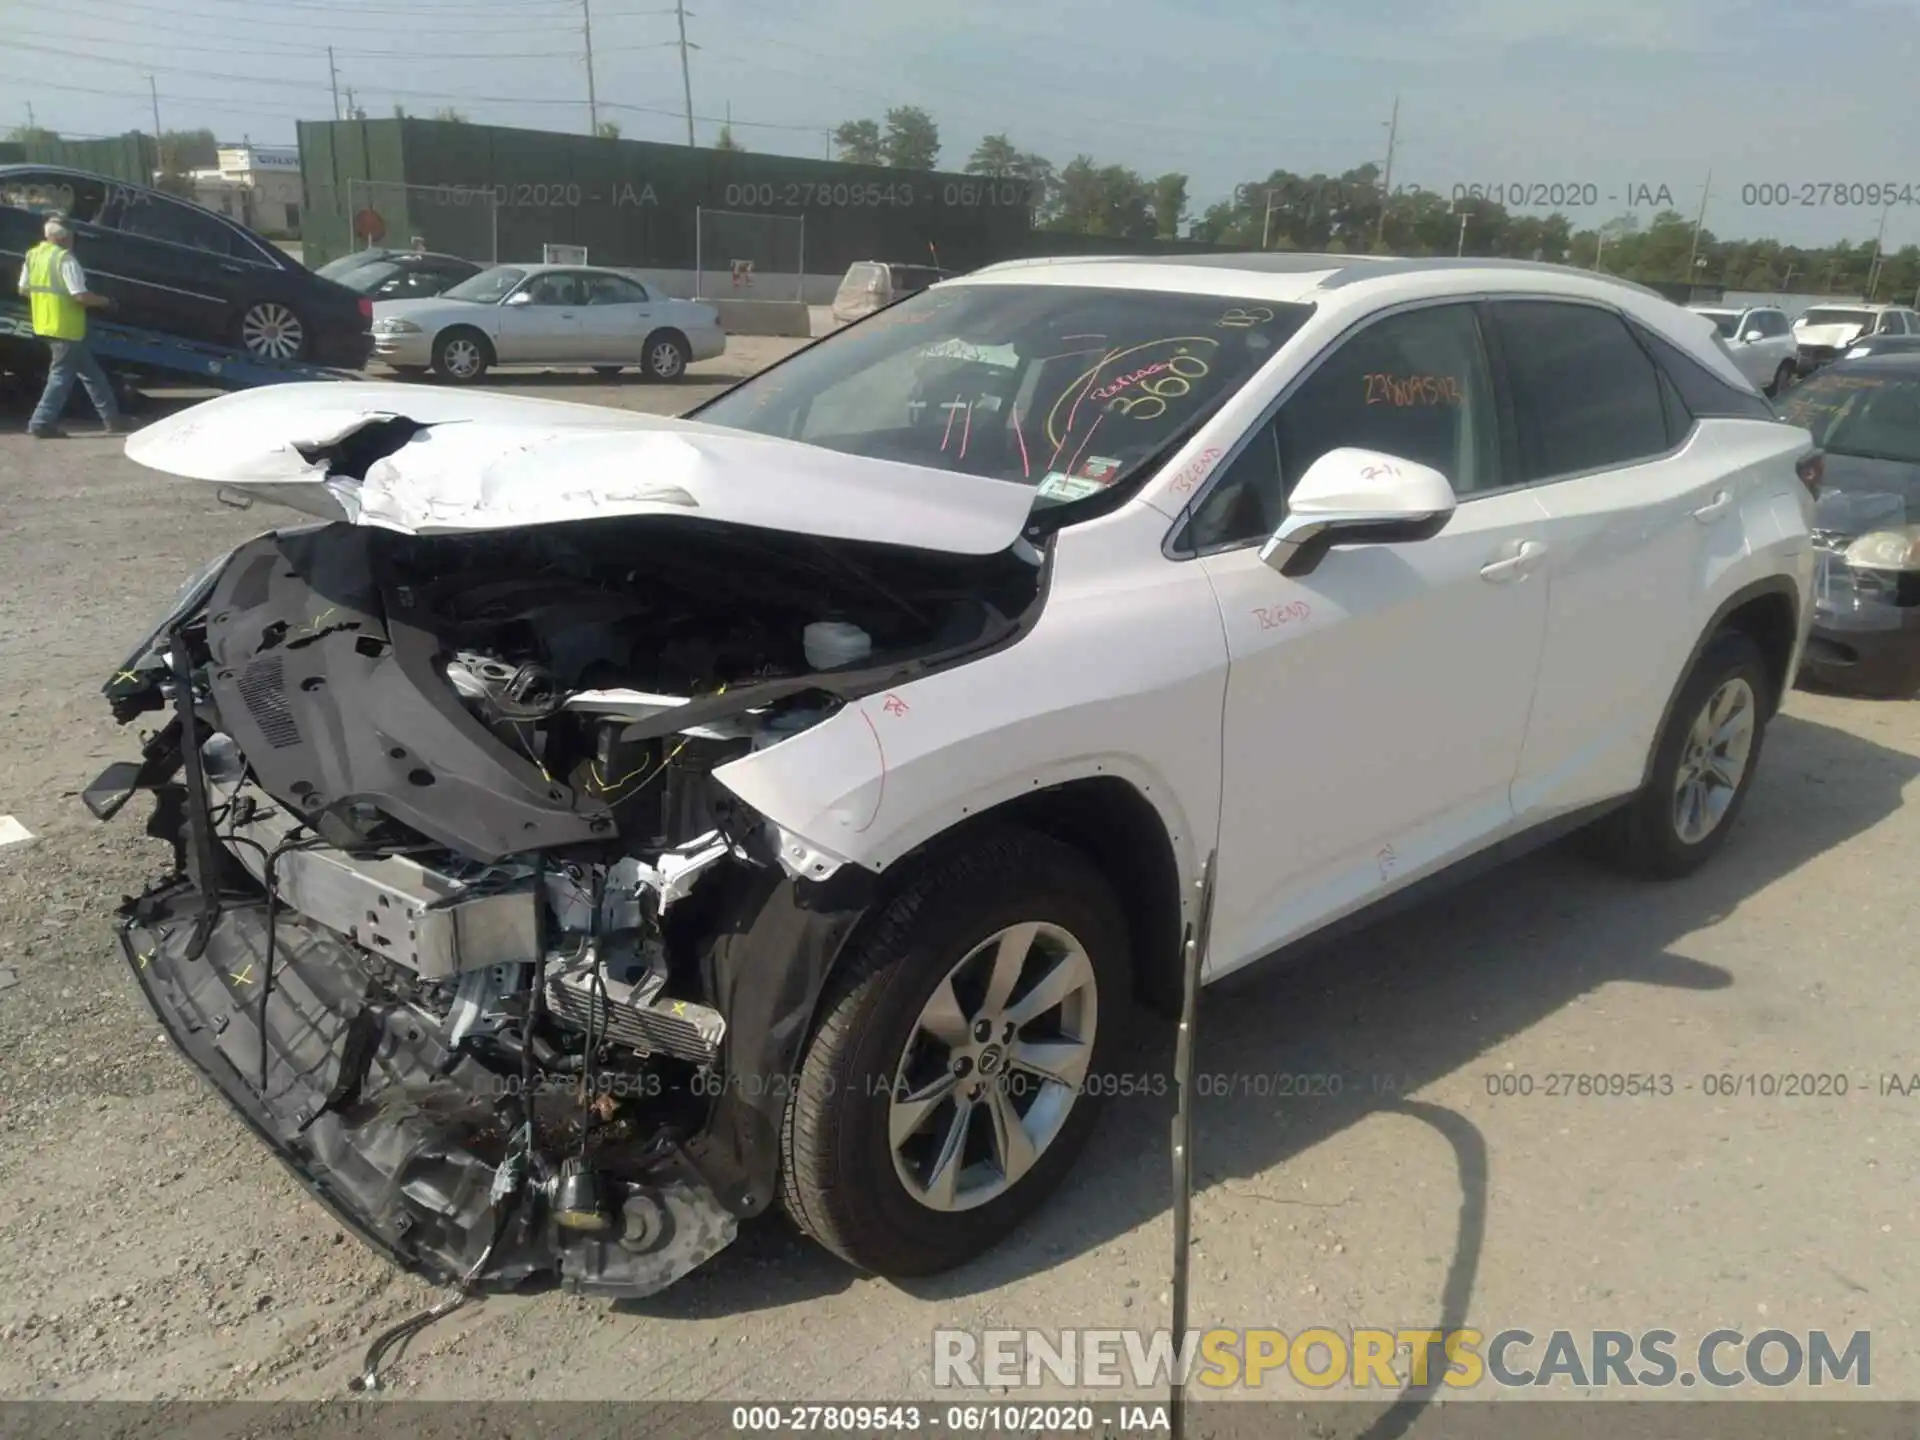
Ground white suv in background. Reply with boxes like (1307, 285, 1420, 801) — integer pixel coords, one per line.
(1794, 302, 1920, 374)
(106, 253, 1820, 1295)
(1691, 303, 1799, 394)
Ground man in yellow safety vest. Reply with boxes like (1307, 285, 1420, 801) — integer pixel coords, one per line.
(15, 215, 126, 438)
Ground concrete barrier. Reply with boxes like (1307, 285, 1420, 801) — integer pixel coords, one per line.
(712, 298, 813, 338)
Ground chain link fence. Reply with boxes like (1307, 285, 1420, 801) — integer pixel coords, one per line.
(694, 207, 806, 301)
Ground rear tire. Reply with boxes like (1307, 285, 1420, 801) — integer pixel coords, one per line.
(1582, 630, 1772, 879)
(641, 330, 691, 381)
(779, 828, 1132, 1277)
(431, 328, 491, 384)
(235, 301, 309, 362)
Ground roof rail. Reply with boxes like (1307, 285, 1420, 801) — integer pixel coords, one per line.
(1314, 255, 1671, 303)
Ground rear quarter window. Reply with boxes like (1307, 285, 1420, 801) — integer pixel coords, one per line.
(1630, 321, 1776, 422)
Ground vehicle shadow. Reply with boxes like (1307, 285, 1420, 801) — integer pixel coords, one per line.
(618, 708, 1917, 1329)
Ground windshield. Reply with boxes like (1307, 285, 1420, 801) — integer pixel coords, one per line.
(441, 266, 527, 303)
(695, 283, 1311, 509)
(1778, 369, 1920, 464)
(1799, 308, 1875, 330)
(1696, 311, 1741, 338)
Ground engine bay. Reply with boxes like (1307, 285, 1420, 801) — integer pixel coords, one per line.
(95, 511, 1043, 1291)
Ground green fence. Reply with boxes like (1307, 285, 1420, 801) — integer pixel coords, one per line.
(298, 119, 1032, 274)
(12, 133, 156, 183)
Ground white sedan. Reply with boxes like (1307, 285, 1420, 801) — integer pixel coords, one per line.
(370, 262, 725, 383)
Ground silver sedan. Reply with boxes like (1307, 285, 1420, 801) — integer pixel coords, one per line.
(370, 263, 726, 383)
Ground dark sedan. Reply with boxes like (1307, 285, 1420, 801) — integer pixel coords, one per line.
(316, 247, 482, 301)
(1780, 354, 1920, 696)
(1, 164, 371, 368)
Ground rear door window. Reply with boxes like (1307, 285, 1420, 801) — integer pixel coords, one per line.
(110, 193, 243, 258)
(1488, 301, 1673, 480)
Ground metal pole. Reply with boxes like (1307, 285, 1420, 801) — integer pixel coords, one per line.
(1684, 166, 1712, 286)
(676, 0, 696, 146)
(795, 211, 805, 303)
(582, 0, 599, 134)
(1374, 95, 1399, 250)
(1867, 201, 1891, 300)
(1168, 852, 1216, 1440)
(1261, 190, 1277, 250)
(1456, 210, 1467, 257)
(694, 205, 702, 299)
(327, 46, 341, 120)
(147, 74, 163, 174)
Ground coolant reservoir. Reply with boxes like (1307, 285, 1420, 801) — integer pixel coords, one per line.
(804, 620, 872, 670)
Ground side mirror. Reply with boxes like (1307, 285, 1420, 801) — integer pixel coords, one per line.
(1742, 330, 1764, 344)
(505, 290, 533, 306)
(1259, 448, 1457, 578)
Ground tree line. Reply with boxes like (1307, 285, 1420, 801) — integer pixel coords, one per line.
(825, 113, 1920, 300)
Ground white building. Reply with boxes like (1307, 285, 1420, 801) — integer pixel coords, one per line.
(187, 145, 303, 237)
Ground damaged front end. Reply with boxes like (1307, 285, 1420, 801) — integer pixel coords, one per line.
(90, 489, 1042, 1297)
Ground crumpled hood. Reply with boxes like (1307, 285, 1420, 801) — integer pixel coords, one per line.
(122, 382, 1038, 555)
(1797, 322, 1868, 349)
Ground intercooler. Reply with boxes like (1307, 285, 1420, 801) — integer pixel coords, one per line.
(545, 961, 727, 1066)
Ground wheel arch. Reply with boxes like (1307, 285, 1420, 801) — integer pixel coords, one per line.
(433, 323, 495, 364)
(1638, 574, 1801, 789)
(687, 773, 1189, 1218)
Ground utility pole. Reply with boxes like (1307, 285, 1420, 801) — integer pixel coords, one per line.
(1455, 209, 1468, 256)
(1260, 189, 1280, 250)
(344, 85, 357, 120)
(1866, 200, 1891, 300)
(147, 74, 162, 155)
(675, 0, 696, 146)
(582, 0, 599, 134)
(25, 101, 34, 129)
(327, 46, 341, 120)
(1373, 95, 1399, 250)
(1683, 167, 1712, 293)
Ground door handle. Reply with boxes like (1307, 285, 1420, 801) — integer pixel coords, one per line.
(1479, 538, 1546, 582)
(1691, 491, 1732, 522)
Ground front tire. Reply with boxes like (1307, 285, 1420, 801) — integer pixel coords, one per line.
(641, 330, 691, 381)
(432, 328, 491, 384)
(1583, 630, 1771, 879)
(779, 828, 1132, 1277)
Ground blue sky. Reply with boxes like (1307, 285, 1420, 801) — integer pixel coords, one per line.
(6, 0, 1919, 247)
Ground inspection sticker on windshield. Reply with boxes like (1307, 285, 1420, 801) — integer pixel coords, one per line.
(1038, 471, 1109, 501)
(1075, 455, 1123, 482)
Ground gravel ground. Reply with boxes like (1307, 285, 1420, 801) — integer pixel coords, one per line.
(0, 348, 1916, 1413)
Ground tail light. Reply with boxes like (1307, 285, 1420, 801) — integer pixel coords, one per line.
(1796, 450, 1824, 499)
(357, 297, 374, 322)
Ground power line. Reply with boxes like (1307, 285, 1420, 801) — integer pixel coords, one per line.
(15, 26, 585, 61)
(54, 0, 578, 35)
(3, 39, 335, 92)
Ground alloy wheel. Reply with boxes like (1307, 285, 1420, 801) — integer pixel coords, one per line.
(240, 303, 305, 361)
(1672, 677, 1756, 844)
(648, 340, 685, 378)
(442, 338, 482, 378)
(888, 921, 1098, 1213)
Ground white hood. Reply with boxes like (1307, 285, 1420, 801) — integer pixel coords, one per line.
(1797, 322, 1868, 349)
(123, 383, 1037, 555)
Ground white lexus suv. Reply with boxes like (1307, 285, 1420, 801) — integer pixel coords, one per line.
(93, 254, 1818, 1300)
